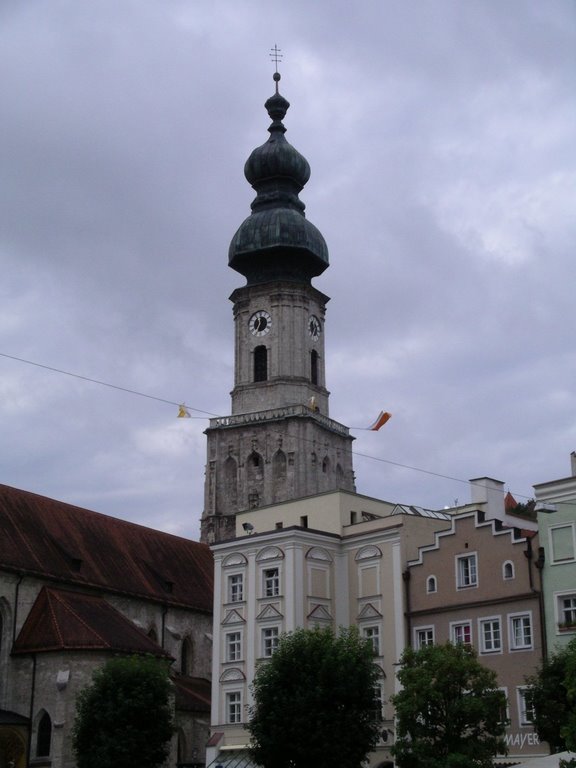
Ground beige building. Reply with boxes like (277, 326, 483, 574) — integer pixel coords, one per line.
(405, 508, 545, 761)
(207, 489, 453, 768)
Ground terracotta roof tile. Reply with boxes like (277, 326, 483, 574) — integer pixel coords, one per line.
(0, 484, 213, 612)
(12, 586, 169, 656)
(173, 675, 211, 712)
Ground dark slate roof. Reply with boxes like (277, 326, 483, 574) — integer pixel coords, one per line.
(173, 675, 211, 713)
(0, 709, 29, 725)
(0, 484, 213, 612)
(12, 586, 169, 656)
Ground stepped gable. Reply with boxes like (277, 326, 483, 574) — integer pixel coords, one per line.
(0, 484, 213, 612)
(12, 586, 168, 656)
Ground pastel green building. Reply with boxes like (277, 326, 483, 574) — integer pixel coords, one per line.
(533, 452, 576, 654)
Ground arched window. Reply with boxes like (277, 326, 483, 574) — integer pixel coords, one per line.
(217, 456, 238, 513)
(181, 637, 193, 676)
(503, 561, 515, 580)
(36, 711, 52, 757)
(272, 450, 287, 502)
(254, 346, 267, 382)
(322, 456, 330, 474)
(247, 451, 264, 483)
(427, 575, 437, 594)
(311, 350, 319, 385)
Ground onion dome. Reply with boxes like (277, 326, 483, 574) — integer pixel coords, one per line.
(229, 74, 329, 285)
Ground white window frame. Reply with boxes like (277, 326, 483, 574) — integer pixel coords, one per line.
(450, 621, 472, 645)
(517, 686, 535, 727)
(498, 687, 510, 724)
(509, 612, 533, 650)
(262, 567, 280, 597)
(556, 591, 576, 631)
(373, 682, 384, 723)
(549, 523, 576, 564)
(225, 691, 242, 724)
(456, 552, 478, 589)
(426, 575, 437, 594)
(479, 616, 502, 654)
(225, 631, 242, 662)
(363, 625, 381, 656)
(261, 626, 279, 658)
(414, 626, 434, 649)
(227, 573, 244, 603)
(502, 561, 515, 580)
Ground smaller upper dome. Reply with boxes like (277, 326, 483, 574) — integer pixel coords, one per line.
(229, 75, 329, 286)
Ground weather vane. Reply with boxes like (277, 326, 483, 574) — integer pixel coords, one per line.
(269, 44, 282, 92)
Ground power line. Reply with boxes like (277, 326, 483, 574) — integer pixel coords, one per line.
(0, 349, 545, 505)
(0, 351, 217, 417)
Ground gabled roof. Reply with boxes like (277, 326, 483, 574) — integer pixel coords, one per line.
(0, 484, 213, 612)
(173, 675, 211, 713)
(12, 586, 168, 656)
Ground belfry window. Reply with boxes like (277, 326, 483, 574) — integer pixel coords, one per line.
(311, 350, 319, 385)
(254, 345, 268, 382)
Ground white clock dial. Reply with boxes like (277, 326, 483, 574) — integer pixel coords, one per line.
(308, 315, 321, 341)
(249, 310, 272, 337)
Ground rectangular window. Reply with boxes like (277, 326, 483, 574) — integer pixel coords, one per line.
(228, 573, 244, 603)
(415, 627, 434, 649)
(451, 622, 472, 645)
(226, 631, 242, 662)
(457, 553, 478, 588)
(517, 687, 535, 726)
(262, 627, 279, 657)
(550, 524, 575, 562)
(263, 567, 280, 597)
(480, 618, 502, 653)
(372, 684, 384, 722)
(558, 594, 576, 629)
(363, 626, 381, 655)
(226, 691, 242, 724)
(510, 614, 532, 650)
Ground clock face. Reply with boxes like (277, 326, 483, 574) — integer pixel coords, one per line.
(249, 310, 271, 337)
(308, 315, 321, 341)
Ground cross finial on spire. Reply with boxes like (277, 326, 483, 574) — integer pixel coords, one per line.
(269, 44, 282, 93)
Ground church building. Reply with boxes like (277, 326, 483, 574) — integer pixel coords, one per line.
(200, 71, 355, 545)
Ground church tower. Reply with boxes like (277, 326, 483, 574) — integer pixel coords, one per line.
(201, 74, 355, 544)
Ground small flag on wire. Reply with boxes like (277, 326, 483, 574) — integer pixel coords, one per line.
(177, 404, 191, 418)
(368, 411, 391, 431)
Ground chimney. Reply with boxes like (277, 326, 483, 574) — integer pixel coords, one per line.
(469, 477, 506, 522)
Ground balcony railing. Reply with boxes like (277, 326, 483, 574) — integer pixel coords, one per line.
(208, 404, 350, 437)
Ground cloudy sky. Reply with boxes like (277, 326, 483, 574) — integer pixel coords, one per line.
(1, 0, 574, 540)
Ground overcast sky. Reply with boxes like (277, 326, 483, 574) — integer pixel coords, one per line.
(1, 0, 574, 540)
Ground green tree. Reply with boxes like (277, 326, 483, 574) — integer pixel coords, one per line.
(247, 626, 381, 768)
(391, 642, 508, 768)
(73, 655, 174, 768)
(525, 638, 576, 753)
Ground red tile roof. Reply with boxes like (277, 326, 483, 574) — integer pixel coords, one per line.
(12, 586, 170, 656)
(0, 484, 213, 612)
(173, 675, 211, 713)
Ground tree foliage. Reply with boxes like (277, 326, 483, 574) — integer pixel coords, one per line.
(391, 642, 508, 768)
(525, 638, 576, 753)
(73, 655, 174, 768)
(247, 626, 381, 768)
